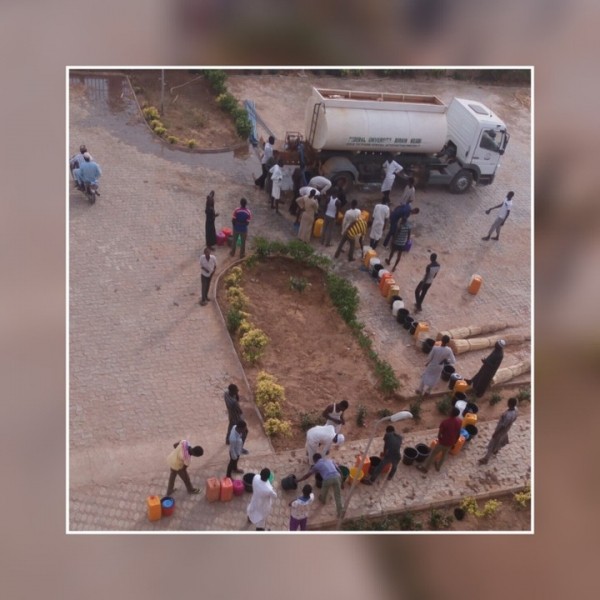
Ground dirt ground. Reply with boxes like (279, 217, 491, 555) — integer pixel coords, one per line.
(217, 256, 530, 453)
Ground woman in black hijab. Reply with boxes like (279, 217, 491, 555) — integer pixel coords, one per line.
(205, 190, 218, 250)
(467, 340, 505, 398)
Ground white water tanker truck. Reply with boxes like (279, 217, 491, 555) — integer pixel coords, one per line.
(281, 87, 510, 194)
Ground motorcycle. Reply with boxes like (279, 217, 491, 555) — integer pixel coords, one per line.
(82, 181, 100, 205)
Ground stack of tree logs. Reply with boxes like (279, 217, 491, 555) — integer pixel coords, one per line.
(436, 322, 508, 340)
(450, 333, 531, 355)
(492, 360, 531, 386)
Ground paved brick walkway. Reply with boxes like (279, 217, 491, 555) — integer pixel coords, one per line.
(69, 73, 531, 531)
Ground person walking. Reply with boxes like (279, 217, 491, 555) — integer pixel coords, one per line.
(369, 197, 390, 249)
(226, 420, 248, 478)
(74, 152, 102, 192)
(288, 484, 315, 531)
(414, 253, 441, 312)
(254, 135, 275, 189)
(479, 397, 518, 465)
(385, 216, 411, 272)
(247, 468, 277, 531)
(165, 439, 204, 495)
(321, 191, 341, 247)
(482, 191, 514, 241)
(380, 153, 403, 200)
(334, 215, 367, 262)
(297, 189, 319, 243)
(305, 424, 345, 464)
(230, 198, 251, 259)
(223, 383, 247, 447)
(205, 190, 219, 250)
(416, 334, 455, 397)
(199, 246, 217, 306)
(269, 158, 285, 213)
(321, 400, 349, 434)
(362, 425, 403, 485)
(296, 454, 344, 518)
(382, 179, 416, 247)
(466, 340, 505, 398)
(417, 407, 462, 474)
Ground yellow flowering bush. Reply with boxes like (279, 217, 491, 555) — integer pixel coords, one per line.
(262, 402, 282, 419)
(255, 378, 285, 407)
(264, 418, 293, 438)
(227, 286, 249, 311)
(240, 327, 269, 364)
(513, 485, 531, 509)
(238, 319, 253, 337)
(224, 267, 243, 289)
(481, 499, 502, 517)
(460, 496, 503, 518)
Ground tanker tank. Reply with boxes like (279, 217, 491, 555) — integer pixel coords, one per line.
(305, 88, 448, 154)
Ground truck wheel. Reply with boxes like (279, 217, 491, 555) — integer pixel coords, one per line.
(332, 171, 354, 193)
(449, 169, 474, 194)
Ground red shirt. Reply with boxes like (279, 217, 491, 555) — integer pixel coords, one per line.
(438, 416, 462, 447)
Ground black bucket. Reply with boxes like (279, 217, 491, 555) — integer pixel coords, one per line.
(453, 391, 467, 404)
(415, 443, 431, 463)
(422, 338, 436, 354)
(465, 402, 479, 414)
(409, 321, 418, 335)
(454, 507, 466, 521)
(315, 473, 323, 489)
(369, 456, 382, 474)
(397, 308, 410, 325)
(281, 474, 298, 491)
(402, 447, 418, 466)
(465, 424, 478, 440)
(372, 264, 384, 279)
(448, 372, 462, 390)
(441, 364, 455, 382)
(403, 316, 414, 331)
(243, 473, 255, 493)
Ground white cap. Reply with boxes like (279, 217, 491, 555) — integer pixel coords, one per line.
(497, 339, 506, 347)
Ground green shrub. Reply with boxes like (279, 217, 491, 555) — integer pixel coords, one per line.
(436, 395, 452, 416)
(204, 69, 228, 94)
(409, 400, 422, 421)
(252, 236, 273, 259)
(374, 359, 400, 395)
(517, 387, 531, 403)
(255, 374, 285, 407)
(429, 509, 452, 530)
(224, 266, 243, 288)
(187, 139, 197, 149)
(399, 512, 423, 531)
(376, 408, 393, 419)
(289, 276, 310, 293)
(235, 113, 252, 139)
(300, 411, 322, 432)
(263, 402, 282, 419)
(192, 109, 207, 128)
(154, 126, 166, 137)
(326, 273, 360, 324)
(513, 485, 531, 509)
(167, 135, 179, 144)
(489, 392, 503, 406)
(226, 308, 244, 333)
(237, 319, 253, 337)
(216, 92, 239, 113)
(226, 286, 249, 311)
(356, 404, 367, 427)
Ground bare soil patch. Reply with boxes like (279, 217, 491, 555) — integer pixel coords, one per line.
(218, 256, 530, 452)
(126, 70, 241, 150)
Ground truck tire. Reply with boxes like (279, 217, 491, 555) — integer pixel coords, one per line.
(449, 169, 474, 194)
(332, 171, 354, 194)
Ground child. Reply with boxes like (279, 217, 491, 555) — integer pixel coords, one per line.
(289, 484, 315, 531)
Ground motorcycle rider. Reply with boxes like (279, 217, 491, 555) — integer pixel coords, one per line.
(70, 145, 89, 189)
(75, 152, 102, 194)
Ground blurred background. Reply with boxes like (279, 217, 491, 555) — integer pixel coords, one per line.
(1, 0, 597, 598)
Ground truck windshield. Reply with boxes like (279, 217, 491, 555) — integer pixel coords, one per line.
(479, 129, 504, 154)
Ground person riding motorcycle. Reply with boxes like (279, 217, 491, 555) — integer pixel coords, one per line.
(74, 152, 101, 193)
(70, 145, 89, 186)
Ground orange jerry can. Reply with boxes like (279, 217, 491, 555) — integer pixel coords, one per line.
(336, 210, 344, 223)
(462, 413, 478, 428)
(220, 477, 234, 502)
(205, 477, 221, 503)
(428, 440, 443, 464)
(454, 379, 469, 395)
(450, 435, 467, 456)
(468, 274, 483, 295)
(413, 322, 429, 338)
(381, 277, 395, 298)
(312, 218, 324, 238)
(354, 454, 371, 476)
(379, 272, 393, 293)
(363, 248, 377, 268)
(146, 495, 162, 522)
(387, 284, 400, 303)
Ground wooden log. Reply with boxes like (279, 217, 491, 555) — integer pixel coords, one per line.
(492, 360, 531, 386)
(436, 322, 509, 340)
(450, 334, 531, 354)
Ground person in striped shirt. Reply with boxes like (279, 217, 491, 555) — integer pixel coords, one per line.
(334, 215, 367, 262)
